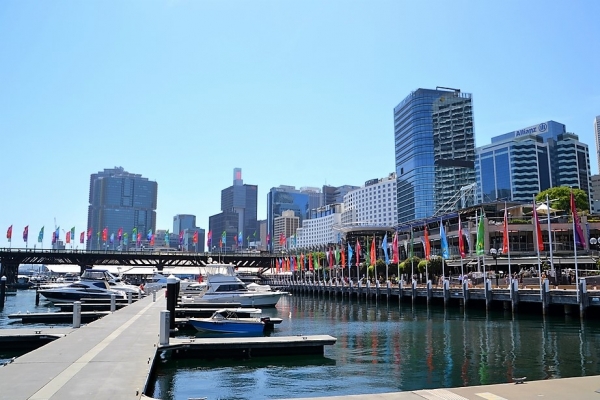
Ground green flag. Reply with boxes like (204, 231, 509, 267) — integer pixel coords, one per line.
(314, 253, 320, 270)
(476, 213, 485, 255)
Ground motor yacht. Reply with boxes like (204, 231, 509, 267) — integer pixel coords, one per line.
(37, 269, 127, 303)
(180, 263, 288, 307)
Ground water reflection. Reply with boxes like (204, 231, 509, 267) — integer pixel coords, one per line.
(151, 293, 600, 399)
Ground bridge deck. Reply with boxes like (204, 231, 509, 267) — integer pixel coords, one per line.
(0, 290, 165, 400)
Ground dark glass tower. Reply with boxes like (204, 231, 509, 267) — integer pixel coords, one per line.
(86, 167, 157, 250)
(394, 87, 475, 222)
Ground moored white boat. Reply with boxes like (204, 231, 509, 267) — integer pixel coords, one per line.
(179, 263, 289, 307)
(188, 308, 268, 334)
(37, 269, 128, 303)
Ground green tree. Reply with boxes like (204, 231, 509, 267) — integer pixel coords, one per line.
(536, 187, 589, 214)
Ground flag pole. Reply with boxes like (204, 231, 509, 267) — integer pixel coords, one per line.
(546, 194, 555, 278)
(572, 191, 580, 303)
(534, 196, 543, 299)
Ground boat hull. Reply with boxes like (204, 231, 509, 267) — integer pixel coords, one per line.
(38, 289, 122, 303)
(188, 318, 265, 334)
(188, 291, 285, 307)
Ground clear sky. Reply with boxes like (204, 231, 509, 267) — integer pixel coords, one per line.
(1, 0, 599, 249)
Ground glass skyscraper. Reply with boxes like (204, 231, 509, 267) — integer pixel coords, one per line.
(393, 88, 475, 222)
(267, 186, 310, 252)
(475, 121, 591, 206)
(86, 167, 157, 250)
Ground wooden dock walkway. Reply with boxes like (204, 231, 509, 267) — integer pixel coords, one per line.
(0, 290, 165, 400)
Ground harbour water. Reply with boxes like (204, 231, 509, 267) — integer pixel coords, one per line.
(3, 290, 600, 399)
(150, 294, 600, 400)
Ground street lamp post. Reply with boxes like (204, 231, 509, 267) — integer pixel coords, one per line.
(490, 248, 499, 287)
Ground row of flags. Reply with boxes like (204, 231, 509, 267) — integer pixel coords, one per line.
(206, 230, 258, 249)
(5, 226, 201, 247)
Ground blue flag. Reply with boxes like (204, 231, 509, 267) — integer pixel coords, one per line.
(238, 232, 243, 246)
(147, 230, 152, 241)
(347, 243, 353, 268)
(55, 226, 60, 240)
(440, 220, 450, 259)
(381, 233, 389, 264)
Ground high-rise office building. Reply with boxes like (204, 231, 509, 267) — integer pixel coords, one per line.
(208, 168, 258, 251)
(86, 167, 157, 250)
(341, 173, 397, 227)
(475, 121, 591, 206)
(594, 116, 600, 174)
(393, 87, 475, 222)
(322, 185, 360, 206)
(267, 185, 311, 252)
(173, 214, 196, 234)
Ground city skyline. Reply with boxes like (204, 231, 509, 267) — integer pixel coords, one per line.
(1, 1, 599, 248)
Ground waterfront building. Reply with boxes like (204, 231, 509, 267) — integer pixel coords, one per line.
(322, 184, 360, 206)
(475, 121, 592, 207)
(591, 175, 600, 214)
(86, 167, 157, 250)
(341, 173, 397, 228)
(595, 116, 600, 174)
(208, 168, 258, 252)
(297, 203, 343, 249)
(267, 186, 313, 251)
(394, 87, 476, 223)
(273, 210, 300, 253)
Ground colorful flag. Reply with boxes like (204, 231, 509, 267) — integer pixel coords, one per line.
(571, 191, 585, 248)
(70, 227, 75, 242)
(392, 231, 399, 264)
(132, 227, 137, 238)
(381, 233, 389, 264)
(38, 226, 44, 243)
(370, 237, 376, 265)
(102, 227, 108, 242)
(502, 207, 509, 254)
(440, 220, 449, 259)
(137, 233, 142, 246)
(348, 243, 353, 268)
(179, 231, 184, 245)
(6, 225, 12, 242)
(266, 234, 271, 246)
(340, 247, 345, 268)
(193, 231, 199, 244)
(164, 229, 169, 245)
(238, 232, 243, 246)
(87, 228, 92, 241)
(356, 239, 361, 266)
(118, 228, 123, 242)
(314, 253, 320, 270)
(335, 246, 340, 265)
(23, 226, 28, 242)
(51, 231, 56, 244)
(457, 215, 466, 258)
(80, 231, 85, 244)
(150, 234, 155, 246)
(424, 225, 431, 259)
(207, 230, 212, 247)
(309, 252, 313, 271)
(55, 227, 60, 241)
(476, 213, 485, 256)
(533, 200, 544, 252)
(147, 230, 152, 241)
(329, 246, 334, 267)
(66, 231, 71, 244)
(123, 232, 128, 245)
(221, 231, 226, 245)
(109, 233, 114, 244)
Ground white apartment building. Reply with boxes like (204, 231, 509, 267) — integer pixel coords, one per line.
(296, 204, 343, 249)
(273, 210, 299, 253)
(341, 173, 398, 227)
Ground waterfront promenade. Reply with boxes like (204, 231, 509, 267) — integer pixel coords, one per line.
(290, 375, 600, 400)
(0, 291, 164, 400)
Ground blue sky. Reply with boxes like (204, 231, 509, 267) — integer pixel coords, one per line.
(1, 0, 599, 249)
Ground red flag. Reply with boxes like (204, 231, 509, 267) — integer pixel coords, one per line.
(117, 228, 123, 242)
(309, 253, 314, 271)
(66, 231, 71, 244)
(392, 232, 399, 264)
(52, 231, 56, 244)
(424, 225, 431, 259)
(502, 207, 509, 254)
(356, 239, 361, 266)
(80, 231, 85, 244)
(329, 246, 334, 267)
(23, 226, 28, 242)
(341, 248, 346, 268)
(193, 231, 199, 244)
(6, 225, 12, 241)
(370, 237, 376, 265)
(150, 234, 155, 246)
(102, 227, 108, 242)
(457, 216, 465, 258)
(87, 228, 92, 240)
(219, 238, 223, 248)
(533, 200, 544, 252)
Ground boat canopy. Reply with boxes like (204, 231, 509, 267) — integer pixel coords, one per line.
(45, 264, 80, 274)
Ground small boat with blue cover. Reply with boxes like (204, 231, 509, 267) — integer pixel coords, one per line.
(188, 308, 271, 334)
